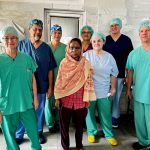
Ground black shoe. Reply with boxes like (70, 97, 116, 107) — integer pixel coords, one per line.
(132, 142, 149, 150)
(15, 138, 24, 145)
(49, 123, 60, 133)
(112, 117, 118, 128)
(49, 127, 57, 133)
(39, 132, 46, 144)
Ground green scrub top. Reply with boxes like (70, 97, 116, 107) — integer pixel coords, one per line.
(49, 42, 66, 84)
(126, 46, 150, 104)
(0, 52, 37, 115)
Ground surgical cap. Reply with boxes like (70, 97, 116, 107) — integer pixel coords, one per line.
(91, 32, 106, 42)
(80, 25, 94, 36)
(110, 18, 122, 28)
(138, 19, 150, 31)
(0, 26, 18, 41)
(29, 19, 43, 29)
(50, 24, 62, 32)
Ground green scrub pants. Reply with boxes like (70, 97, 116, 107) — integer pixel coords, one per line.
(1, 108, 41, 150)
(86, 97, 113, 138)
(134, 101, 150, 146)
(45, 95, 59, 128)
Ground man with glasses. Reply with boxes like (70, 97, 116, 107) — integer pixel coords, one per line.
(126, 19, 150, 150)
(15, 19, 57, 144)
(104, 18, 133, 128)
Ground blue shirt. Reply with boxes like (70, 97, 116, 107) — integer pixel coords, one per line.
(104, 34, 133, 78)
(83, 50, 118, 99)
(18, 39, 57, 93)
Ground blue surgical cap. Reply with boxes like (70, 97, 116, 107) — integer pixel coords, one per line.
(110, 18, 122, 28)
(50, 24, 62, 32)
(29, 19, 43, 29)
(0, 26, 18, 41)
(138, 19, 150, 31)
(91, 32, 106, 42)
(80, 25, 94, 37)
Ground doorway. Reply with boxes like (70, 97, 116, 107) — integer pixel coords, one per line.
(44, 9, 85, 44)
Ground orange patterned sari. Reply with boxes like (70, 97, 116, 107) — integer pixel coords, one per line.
(54, 47, 96, 102)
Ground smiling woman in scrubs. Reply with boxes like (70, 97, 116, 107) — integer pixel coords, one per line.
(0, 26, 41, 150)
(83, 32, 118, 146)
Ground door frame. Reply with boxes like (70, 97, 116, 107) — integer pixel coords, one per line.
(44, 9, 86, 42)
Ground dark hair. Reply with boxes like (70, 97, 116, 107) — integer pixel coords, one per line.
(69, 38, 82, 47)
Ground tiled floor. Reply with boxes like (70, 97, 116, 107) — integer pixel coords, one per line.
(0, 114, 142, 150)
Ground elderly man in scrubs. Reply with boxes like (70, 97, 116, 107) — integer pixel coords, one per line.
(104, 18, 133, 128)
(16, 19, 57, 144)
(0, 26, 41, 150)
(126, 19, 150, 150)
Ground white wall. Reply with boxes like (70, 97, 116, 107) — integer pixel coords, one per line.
(0, 0, 84, 37)
(0, 1, 48, 36)
(1, 0, 150, 48)
(126, 0, 150, 47)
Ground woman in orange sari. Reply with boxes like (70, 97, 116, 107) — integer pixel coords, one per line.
(54, 38, 96, 150)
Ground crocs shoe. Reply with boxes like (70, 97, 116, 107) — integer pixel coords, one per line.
(106, 137, 118, 146)
(87, 135, 95, 143)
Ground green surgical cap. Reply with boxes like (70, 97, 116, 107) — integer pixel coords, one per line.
(0, 26, 18, 41)
(91, 32, 106, 42)
(139, 19, 150, 31)
(80, 25, 94, 36)
(110, 18, 122, 28)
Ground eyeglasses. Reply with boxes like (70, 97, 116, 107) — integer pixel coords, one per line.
(70, 47, 81, 52)
(110, 24, 120, 28)
(2, 37, 18, 41)
(82, 31, 91, 34)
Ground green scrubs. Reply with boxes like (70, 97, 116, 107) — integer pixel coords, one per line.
(126, 46, 150, 146)
(86, 97, 113, 138)
(0, 52, 41, 150)
(45, 42, 66, 129)
(1, 109, 40, 150)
